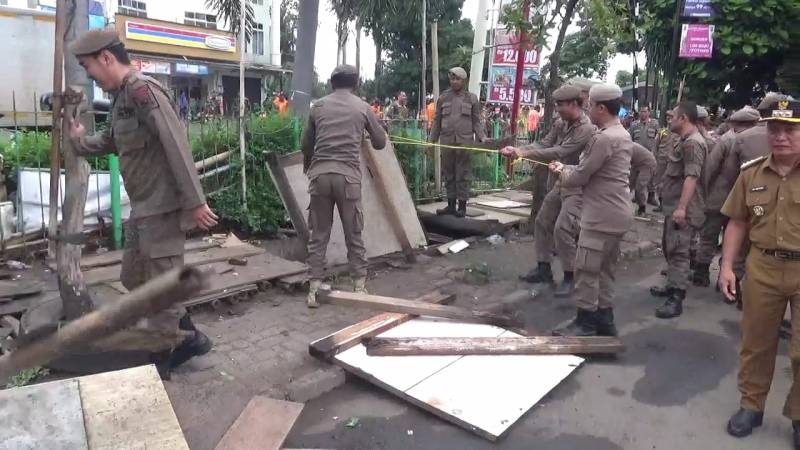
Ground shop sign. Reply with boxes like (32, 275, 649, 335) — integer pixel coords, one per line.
(679, 24, 715, 59)
(683, 0, 714, 18)
(492, 29, 540, 67)
(175, 63, 209, 75)
(487, 66, 539, 105)
(126, 21, 236, 53)
(132, 58, 171, 75)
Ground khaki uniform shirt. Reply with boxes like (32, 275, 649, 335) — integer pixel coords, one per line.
(560, 122, 633, 235)
(631, 142, 657, 172)
(703, 130, 738, 211)
(429, 89, 485, 146)
(78, 71, 204, 219)
(661, 130, 707, 222)
(384, 101, 410, 125)
(301, 90, 387, 183)
(733, 124, 769, 166)
(629, 118, 660, 152)
(521, 114, 595, 197)
(653, 129, 680, 184)
(722, 155, 800, 252)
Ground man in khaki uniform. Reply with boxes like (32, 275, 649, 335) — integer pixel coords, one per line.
(629, 106, 660, 208)
(652, 110, 679, 212)
(68, 29, 218, 375)
(719, 100, 800, 448)
(631, 142, 657, 216)
(429, 67, 485, 218)
(384, 91, 410, 128)
(548, 83, 633, 336)
(651, 102, 707, 319)
(501, 85, 595, 296)
(301, 65, 387, 307)
(694, 107, 761, 288)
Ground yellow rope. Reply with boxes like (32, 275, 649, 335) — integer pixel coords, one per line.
(389, 134, 550, 168)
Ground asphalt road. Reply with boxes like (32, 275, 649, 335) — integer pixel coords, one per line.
(284, 254, 795, 450)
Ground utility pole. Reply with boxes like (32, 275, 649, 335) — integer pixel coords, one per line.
(48, 0, 67, 261)
(469, 0, 489, 98)
(421, 0, 427, 112)
(630, 0, 640, 111)
(59, 0, 93, 319)
(290, 0, 319, 119)
(239, 0, 247, 211)
(509, 0, 530, 138)
(662, 0, 685, 122)
(431, 20, 441, 191)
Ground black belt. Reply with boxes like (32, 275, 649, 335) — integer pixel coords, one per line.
(761, 248, 800, 261)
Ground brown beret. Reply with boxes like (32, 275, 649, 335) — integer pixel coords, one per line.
(449, 67, 468, 80)
(552, 85, 582, 102)
(70, 29, 122, 56)
(729, 107, 760, 122)
(696, 106, 709, 119)
(589, 83, 623, 102)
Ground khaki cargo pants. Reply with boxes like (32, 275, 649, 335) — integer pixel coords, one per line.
(443, 148, 472, 201)
(630, 165, 654, 206)
(574, 229, 623, 311)
(121, 211, 186, 345)
(696, 210, 747, 278)
(739, 249, 800, 419)
(663, 216, 703, 290)
(307, 173, 367, 280)
(534, 189, 581, 272)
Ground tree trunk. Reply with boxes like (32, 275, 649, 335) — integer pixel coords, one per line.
(374, 37, 383, 96)
(59, 0, 93, 320)
(290, 0, 319, 119)
(356, 23, 362, 78)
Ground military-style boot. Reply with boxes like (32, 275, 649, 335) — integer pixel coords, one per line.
(653, 196, 664, 213)
(519, 262, 554, 283)
(307, 279, 322, 308)
(691, 263, 710, 287)
(436, 199, 457, 216)
(655, 288, 686, 318)
(636, 205, 647, 216)
(554, 271, 575, 297)
(726, 408, 763, 437)
(647, 191, 659, 206)
(353, 276, 368, 294)
(552, 308, 598, 337)
(455, 200, 467, 218)
(595, 307, 618, 337)
(650, 285, 674, 297)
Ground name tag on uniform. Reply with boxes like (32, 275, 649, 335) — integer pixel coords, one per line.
(750, 186, 767, 192)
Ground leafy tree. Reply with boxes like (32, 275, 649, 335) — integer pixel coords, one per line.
(615, 70, 634, 87)
(280, 0, 299, 68)
(205, 0, 255, 41)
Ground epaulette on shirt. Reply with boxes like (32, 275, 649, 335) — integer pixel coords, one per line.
(740, 155, 767, 171)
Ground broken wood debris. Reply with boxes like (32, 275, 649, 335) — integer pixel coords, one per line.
(364, 336, 626, 356)
(214, 396, 304, 450)
(317, 290, 519, 328)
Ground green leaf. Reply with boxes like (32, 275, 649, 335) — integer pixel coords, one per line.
(720, 46, 731, 55)
(742, 44, 754, 55)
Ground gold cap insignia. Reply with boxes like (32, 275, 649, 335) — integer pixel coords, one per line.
(778, 100, 790, 111)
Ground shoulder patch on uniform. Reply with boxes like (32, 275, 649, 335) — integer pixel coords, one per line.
(740, 155, 767, 170)
(130, 83, 160, 111)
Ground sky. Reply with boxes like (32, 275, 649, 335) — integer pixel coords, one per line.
(314, 0, 636, 86)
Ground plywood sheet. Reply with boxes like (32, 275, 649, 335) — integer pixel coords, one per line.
(281, 141, 427, 266)
(214, 396, 303, 450)
(417, 202, 524, 225)
(79, 365, 189, 450)
(473, 199, 529, 209)
(333, 318, 584, 441)
(0, 379, 88, 450)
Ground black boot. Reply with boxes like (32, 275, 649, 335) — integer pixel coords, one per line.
(636, 205, 647, 216)
(793, 421, 800, 449)
(726, 408, 763, 437)
(552, 308, 598, 336)
(655, 289, 686, 319)
(169, 330, 214, 369)
(436, 199, 456, 216)
(554, 271, 575, 297)
(519, 262, 554, 283)
(455, 200, 467, 218)
(595, 307, 618, 337)
(653, 196, 663, 212)
(691, 263, 711, 287)
(647, 191, 659, 206)
(650, 285, 674, 297)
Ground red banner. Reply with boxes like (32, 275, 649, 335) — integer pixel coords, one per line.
(492, 30, 540, 67)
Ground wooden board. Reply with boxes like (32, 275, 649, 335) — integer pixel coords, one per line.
(279, 141, 427, 266)
(417, 202, 523, 225)
(0, 379, 88, 450)
(79, 365, 189, 450)
(214, 396, 304, 450)
(333, 318, 584, 441)
(0, 279, 44, 300)
(82, 244, 265, 286)
(473, 199, 529, 209)
(78, 239, 221, 269)
(309, 291, 455, 360)
(365, 336, 626, 356)
(318, 290, 516, 327)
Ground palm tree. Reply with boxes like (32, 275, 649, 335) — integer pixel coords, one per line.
(205, 0, 256, 43)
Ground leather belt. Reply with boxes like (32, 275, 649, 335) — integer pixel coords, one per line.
(761, 248, 800, 261)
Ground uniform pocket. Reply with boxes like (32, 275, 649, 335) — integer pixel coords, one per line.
(345, 182, 362, 200)
(460, 103, 472, 116)
(114, 118, 147, 150)
(442, 105, 452, 116)
(665, 160, 684, 177)
(575, 235, 605, 272)
(745, 191, 769, 207)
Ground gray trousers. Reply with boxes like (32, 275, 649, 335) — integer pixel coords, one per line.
(443, 148, 472, 200)
(307, 173, 367, 280)
(534, 189, 581, 272)
(574, 229, 623, 311)
(631, 165, 655, 206)
(663, 216, 702, 290)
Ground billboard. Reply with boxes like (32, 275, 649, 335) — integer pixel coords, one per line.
(679, 24, 715, 59)
(488, 29, 541, 105)
(683, 0, 714, 18)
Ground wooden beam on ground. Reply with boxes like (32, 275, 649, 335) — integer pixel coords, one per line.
(214, 396, 304, 450)
(364, 336, 626, 356)
(309, 291, 455, 360)
(317, 291, 517, 328)
(360, 142, 416, 263)
(265, 152, 309, 244)
(195, 150, 232, 171)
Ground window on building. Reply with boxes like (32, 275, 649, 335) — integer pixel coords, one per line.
(252, 23, 264, 56)
(118, 0, 147, 18)
(251, 0, 264, 5)
(185, 12, 217, 29)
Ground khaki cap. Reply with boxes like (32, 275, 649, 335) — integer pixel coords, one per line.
(761, 99, 800, 124)
(70, 28, 122, 56)
(729, 107, 760, 122)
(589, 83, 623, 102)
(756, 92, 786, 111)
(449, 67, 468, 80)
(697, 106, 709, 119)
(569, 77, 595, 92)
(552, 85, 582, 102)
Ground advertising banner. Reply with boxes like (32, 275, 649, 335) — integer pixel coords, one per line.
(683, 0, 714, 18)
(679, 24, 715, 59)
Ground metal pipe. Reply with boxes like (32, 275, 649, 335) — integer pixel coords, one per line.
(108, 154, 122, 249)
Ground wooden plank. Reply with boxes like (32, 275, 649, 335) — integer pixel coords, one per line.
(79, 365, 189, 450)
(0, 298, 31, 316)
(83, 244, 265, 286)
(309, 291, 455, 360)
(214, 396, 303, 450)
(0, 280, 45, 300)
(266, 152, 310, 243)
(318, 291, 517, 327)
(360, 140, 416, 263)
(79, 240, 220, 270)
(364, 336, 626, 356)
